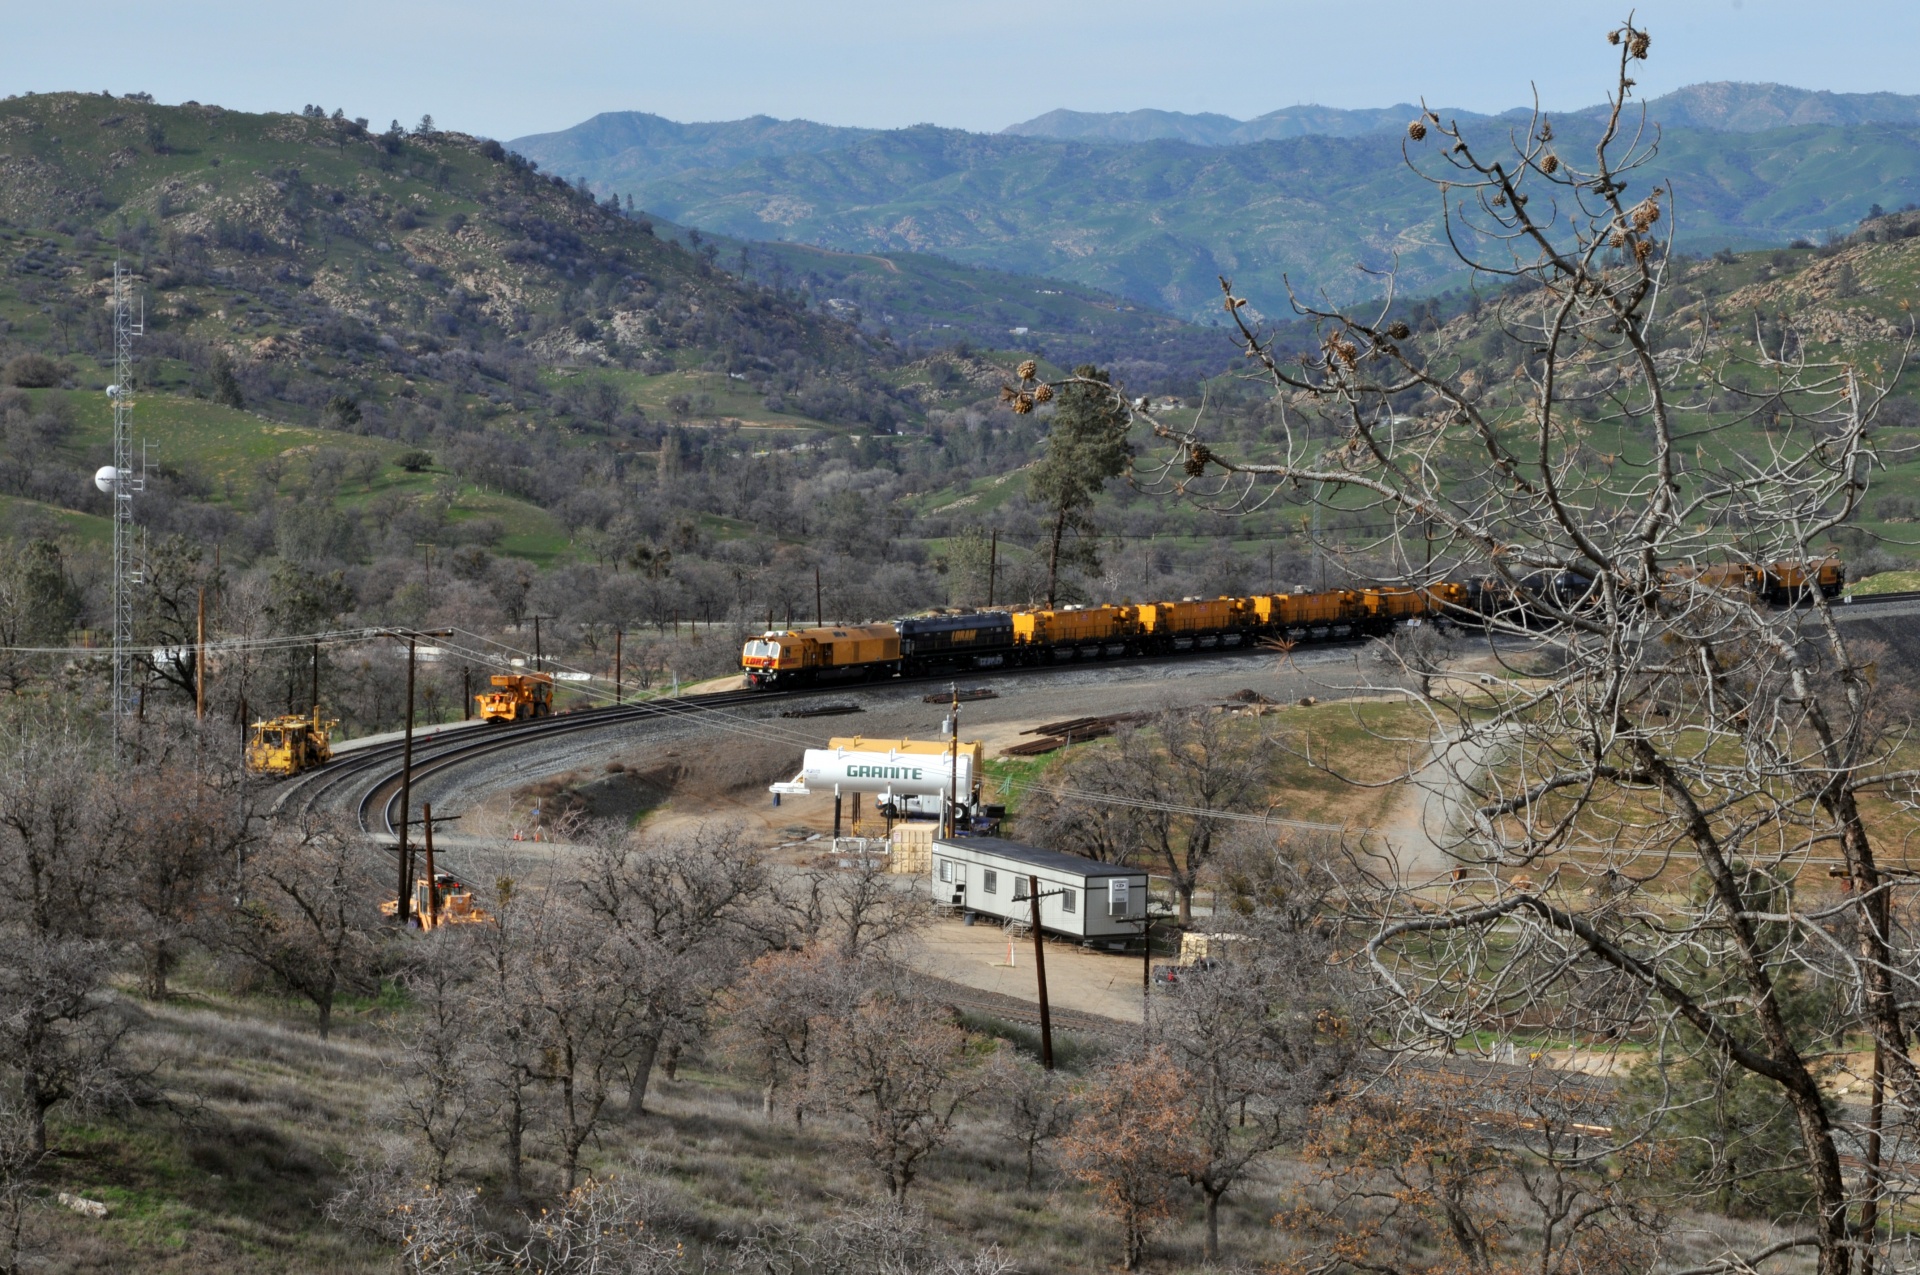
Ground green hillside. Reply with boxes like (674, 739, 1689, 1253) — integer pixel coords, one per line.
(0, 91, 905, 441)
(521, 113, 1920, 323)
(651, 224, 1231, 387)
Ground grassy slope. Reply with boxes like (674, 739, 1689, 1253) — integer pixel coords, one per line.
(0, 92, 876, 429)
(50, 389, 572, 562)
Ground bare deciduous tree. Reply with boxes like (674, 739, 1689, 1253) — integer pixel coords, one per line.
(713, 944, 855, 1125)
(388, 934, 483, 1189)
(222, 815, 382, 1039)
(768, 855, 927, 958)
(1021, 707, 1268, 923)
(579, 823, 767, 1117)
(985, 1044, 1075, 1190)
(1033, 20, 1920, 1273)
(1061, 1046, 1195, 1272)
(1153, 892, 1359, 1261)
(809, 973, 983, 1200)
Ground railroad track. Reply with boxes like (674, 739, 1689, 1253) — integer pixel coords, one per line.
(266, 638, 1359, 838)
(1847, 589, 1920, 606)
(273, 688, 783, 834)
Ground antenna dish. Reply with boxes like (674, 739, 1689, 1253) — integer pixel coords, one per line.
(93, 464, 123, 494)
(105, 384, 122, 398)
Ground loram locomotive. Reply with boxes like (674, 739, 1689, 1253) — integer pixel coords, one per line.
(740, 584, 1462, 689)
(739, 557, 1847, 690)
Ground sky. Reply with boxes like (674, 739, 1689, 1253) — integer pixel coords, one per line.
(8, 0, 1920, 142)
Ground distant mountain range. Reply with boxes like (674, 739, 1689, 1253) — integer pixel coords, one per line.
(510, 83, 1920, 323)
(999, 83, 1920, 144)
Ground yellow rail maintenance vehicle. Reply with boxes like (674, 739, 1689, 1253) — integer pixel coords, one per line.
(476, 673, 554, 724)
(741, 624, 901, 689)
(245, 707, 337, 778)
(381, 872, 492, 932)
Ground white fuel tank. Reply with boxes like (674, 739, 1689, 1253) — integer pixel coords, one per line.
(789, 747, 972, 799)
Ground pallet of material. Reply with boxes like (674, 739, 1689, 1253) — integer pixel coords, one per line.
(923, 688, 999, 703)
(1020, 712, 1145, 739)
(779, 702, 864, 718)
(1004, 735, 1072, 757)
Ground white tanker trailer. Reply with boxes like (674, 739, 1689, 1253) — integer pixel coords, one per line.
(770, 736, 985, 820)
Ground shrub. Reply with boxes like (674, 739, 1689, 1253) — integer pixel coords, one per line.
(396, 449, 434, 472)
(0, 355, 63, 389)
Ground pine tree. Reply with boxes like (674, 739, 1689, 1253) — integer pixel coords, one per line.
(1029, 365, 1129, 607)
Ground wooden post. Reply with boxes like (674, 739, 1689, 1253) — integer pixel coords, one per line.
(310, 639, 320, 716)
(833, 792, 843, 840)
(396, 635, 417, 926)
(422, 801, 438, 928)
(815, 566, 822, 628)
(533, 616, 542, 671)
(614, 628, 623, 705)
(1030, 875, 1054, 1070)
(195, 587, 205, 721)
(988, 529, 998, 608)
(946, 686, 960, 837)
(462, 666, 471, 720)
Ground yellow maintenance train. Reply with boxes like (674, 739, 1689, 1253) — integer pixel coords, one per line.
(740, 556, 1847, 690)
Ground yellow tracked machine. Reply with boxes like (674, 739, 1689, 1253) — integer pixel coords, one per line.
(476, 673, 554, 723)
(245, 707, 337, 777)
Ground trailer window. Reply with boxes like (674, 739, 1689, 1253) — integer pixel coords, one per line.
(1061, 888, 1076, 914)
(1012, 878, 1028, 901)
(982, 870, 998, 895)
(937, 860, 954, 884)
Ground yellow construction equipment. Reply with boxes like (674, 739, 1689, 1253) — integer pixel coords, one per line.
(244, 707, 336, 777)
(380, 873, 491, 932)
(476, 672, 554, 723)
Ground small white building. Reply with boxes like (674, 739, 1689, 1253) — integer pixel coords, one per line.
(932, 836, 1147, 943)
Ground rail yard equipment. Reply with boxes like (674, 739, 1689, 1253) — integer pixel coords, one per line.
(379, 872, 490, 932)
(245, 707, 336, 777)
(475, 672, 554, 723)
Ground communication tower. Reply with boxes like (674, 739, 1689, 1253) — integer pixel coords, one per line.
(102, 261, 144, 722)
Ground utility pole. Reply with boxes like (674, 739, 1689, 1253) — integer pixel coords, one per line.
(462, 666, 471, 720)
(815, 566, 823, 628)
(422, 802, 438, 928)
(397, 633, 417, 926)
(390, 628, 452, 926)
(946, 685, 961, 838)
(195, 587, 206, 722)
(614, 628, 623, 705)
(1029, 875, 1058, 1070)
(987, 529, 998, 608)
(310, 639, 320, 716)
(531, 615, 547, 670)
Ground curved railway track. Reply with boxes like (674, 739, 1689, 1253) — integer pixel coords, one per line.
(272, 688, 783, 835)
(268, 588, 1920, 842)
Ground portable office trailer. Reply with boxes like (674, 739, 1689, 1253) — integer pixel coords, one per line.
(931, 836, 1148, 943)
